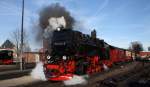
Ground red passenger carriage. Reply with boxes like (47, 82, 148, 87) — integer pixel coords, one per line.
(0, 49, 13, 64)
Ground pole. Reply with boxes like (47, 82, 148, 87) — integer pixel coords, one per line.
(20, 0, 24, 71)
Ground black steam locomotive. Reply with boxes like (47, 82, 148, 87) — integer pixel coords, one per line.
(44, 28, 133, 81)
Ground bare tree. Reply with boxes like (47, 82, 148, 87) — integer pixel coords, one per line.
(11, 28, 31, 59)
(129, 41, 144, 54)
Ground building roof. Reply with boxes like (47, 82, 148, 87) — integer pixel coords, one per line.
(1, 40, 15, 49)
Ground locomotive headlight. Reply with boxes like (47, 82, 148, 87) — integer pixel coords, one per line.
(47, 55, 51, 59)
(57, 27, 60, 31)
(63, 55, 67, 60)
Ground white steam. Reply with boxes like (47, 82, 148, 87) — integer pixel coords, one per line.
(63, 75, 88, 86)
(103, 64, 109, 71)
(30, 62, 47, 81)
(43, 16, 66, 39)
(48, 16, 66, 29)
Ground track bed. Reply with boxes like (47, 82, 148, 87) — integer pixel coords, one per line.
(9, 61, 149, 87)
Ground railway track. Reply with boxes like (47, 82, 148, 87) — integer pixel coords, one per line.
(12, 62, 138, 87)
(93, 62, 150, 87)
(1, 61, 149, 87)
(119, 63, 150, 87)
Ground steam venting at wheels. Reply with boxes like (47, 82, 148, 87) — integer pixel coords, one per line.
(30, 62, 47, 81)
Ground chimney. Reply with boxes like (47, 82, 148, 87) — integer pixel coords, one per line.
(91, 29, 96, 39)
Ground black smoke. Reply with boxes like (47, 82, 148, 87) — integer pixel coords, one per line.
(39, 3, 75, 29)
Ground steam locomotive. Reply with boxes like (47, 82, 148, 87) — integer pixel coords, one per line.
(43, 27, 134, 81)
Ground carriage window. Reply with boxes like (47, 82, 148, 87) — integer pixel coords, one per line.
(8, 52, 12, 56)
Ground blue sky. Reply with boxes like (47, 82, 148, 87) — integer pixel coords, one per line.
(0, 0, 150, 50)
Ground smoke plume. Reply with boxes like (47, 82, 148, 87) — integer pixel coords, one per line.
(35, 3, 75, 43)
(39, 3, 75, 30)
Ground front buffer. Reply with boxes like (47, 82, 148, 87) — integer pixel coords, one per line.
(44, 61, 75, 81)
